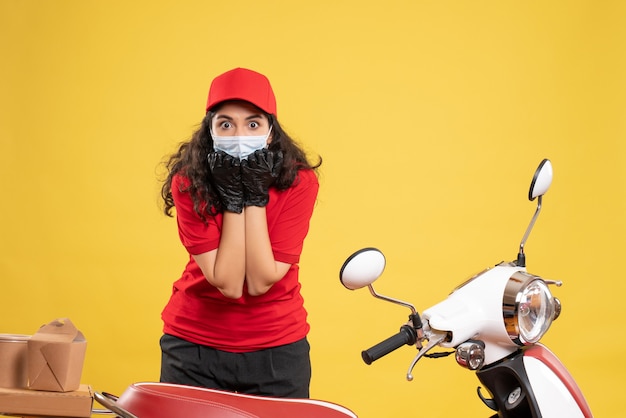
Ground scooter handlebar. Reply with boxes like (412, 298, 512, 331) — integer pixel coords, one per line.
(361, 325, 417, 365)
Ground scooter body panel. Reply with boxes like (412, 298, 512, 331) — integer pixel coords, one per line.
(476, 345, 592, 417)
(423, 265, 523, 364)
(524, 344, 593, 417)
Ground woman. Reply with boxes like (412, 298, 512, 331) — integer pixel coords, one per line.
(159, 67, 320, 398)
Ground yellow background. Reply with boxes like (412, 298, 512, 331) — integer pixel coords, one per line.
(1, 1, 624, 417)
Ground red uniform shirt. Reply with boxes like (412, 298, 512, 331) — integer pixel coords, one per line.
(161, 169, 319, 352)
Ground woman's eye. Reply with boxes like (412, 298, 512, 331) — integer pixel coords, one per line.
(219, 121, 232, 129)
(249, 121, 259, 129)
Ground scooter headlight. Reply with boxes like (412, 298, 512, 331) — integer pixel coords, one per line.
(503, 272, 557, 345)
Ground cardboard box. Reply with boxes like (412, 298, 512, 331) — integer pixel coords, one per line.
(0, 384, 93, 417)
(0, 334, 30, 389)
(27, 319, 87, 392)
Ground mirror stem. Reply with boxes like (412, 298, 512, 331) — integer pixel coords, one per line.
(367, 284, 417, 315)
(517, 195, 543, 267)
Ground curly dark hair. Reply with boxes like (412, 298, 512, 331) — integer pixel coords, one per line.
(160, 109, 321, 223)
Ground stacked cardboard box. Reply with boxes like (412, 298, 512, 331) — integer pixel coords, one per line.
(0, 319, 93, 417)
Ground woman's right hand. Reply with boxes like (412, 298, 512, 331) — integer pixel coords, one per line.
(208, 151, 244, 213)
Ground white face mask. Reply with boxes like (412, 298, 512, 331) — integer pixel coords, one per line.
(211, 126, 273, 160)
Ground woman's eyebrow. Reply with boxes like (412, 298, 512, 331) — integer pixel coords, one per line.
(214, 114, 264, 120)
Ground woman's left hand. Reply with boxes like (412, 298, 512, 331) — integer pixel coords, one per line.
(241, 149, 283, 207)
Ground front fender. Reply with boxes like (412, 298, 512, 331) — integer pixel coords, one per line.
(475, 345, 591, 418)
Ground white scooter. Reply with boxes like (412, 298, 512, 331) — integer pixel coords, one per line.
(339, 159, 593, 417)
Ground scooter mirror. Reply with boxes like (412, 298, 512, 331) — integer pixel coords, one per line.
(528, 159, 553, 201)
(339, 248, 386, 290)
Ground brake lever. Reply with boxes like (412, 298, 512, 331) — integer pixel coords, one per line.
(406, 331, 448, 381)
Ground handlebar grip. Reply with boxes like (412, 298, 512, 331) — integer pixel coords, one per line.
(361, 325, 417, 365)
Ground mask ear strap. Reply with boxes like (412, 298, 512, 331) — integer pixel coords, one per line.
(265, 125, 274, 146)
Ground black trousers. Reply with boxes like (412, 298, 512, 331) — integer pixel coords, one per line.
(159, 334, 311, 398)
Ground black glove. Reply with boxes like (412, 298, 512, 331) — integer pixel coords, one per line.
(208, 151, 244, 213)
(241, 149, 283, 207)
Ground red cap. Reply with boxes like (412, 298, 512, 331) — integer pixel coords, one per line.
(205, 68, 277, 116)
